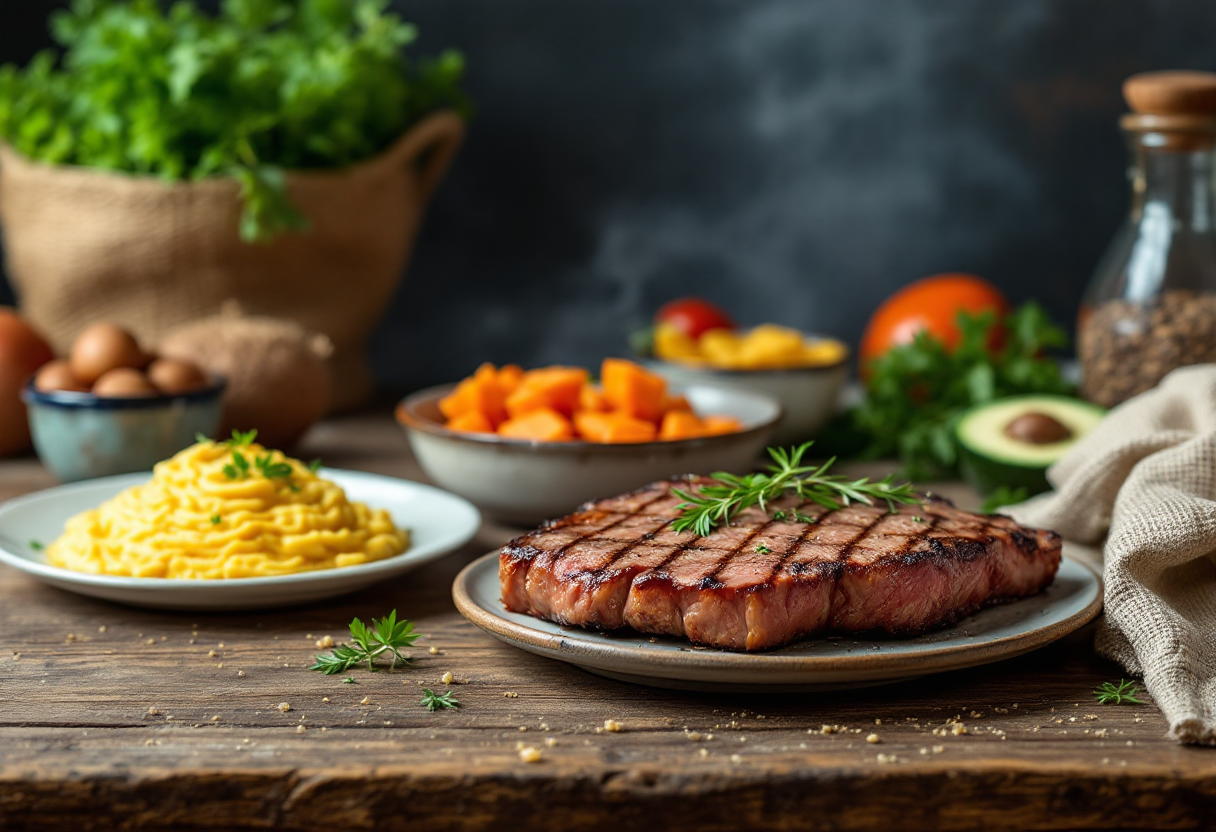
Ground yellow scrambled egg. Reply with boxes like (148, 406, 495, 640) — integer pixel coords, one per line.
(47, 438, 409, 579)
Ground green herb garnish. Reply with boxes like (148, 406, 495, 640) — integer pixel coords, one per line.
(28, 540, 43, 551)
(849, 303, 1073, 480)
(342, 677, 358, 684)
(981, 485, 1030, 515)
(255, 454, 294, 480)
(210, 514, 222, 525)
(308, 459, 323, 474)
(225, 430, 258, 448)
(222, 450, 252, 481)
(755, 544, 771, 554)
(309, 610, 420, 675)
(0, 1, 469, 242)
(672, 443, 920, 537)
(1094, 679, 1144, 705)
(421, 689, 460, 712)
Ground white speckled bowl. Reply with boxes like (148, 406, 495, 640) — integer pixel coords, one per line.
(645, 355, 848, 446)
(396, 383, 781, 526)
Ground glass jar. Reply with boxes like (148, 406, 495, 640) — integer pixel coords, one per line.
(1079, 71, 1216, 407)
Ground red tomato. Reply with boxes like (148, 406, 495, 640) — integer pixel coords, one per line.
(0, 309, 54, 458)
(860, 274, 1009, 367)
(655, 298, 736, 339)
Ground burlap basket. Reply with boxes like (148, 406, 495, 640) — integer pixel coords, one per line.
(0, 110, 464, 411)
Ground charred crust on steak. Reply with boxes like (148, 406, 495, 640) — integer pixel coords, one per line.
(499, 477, 1062, 651)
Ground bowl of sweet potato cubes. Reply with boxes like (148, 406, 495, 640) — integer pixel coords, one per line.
(396, 358, 781, 524)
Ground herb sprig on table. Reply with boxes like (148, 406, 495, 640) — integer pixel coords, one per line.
(1094, 679, 1144, 705)
(0, 0, 469, 242)
(309, 611, 420, 675)
(421, 689, 460, 712)
(672, 443, 920, 537)
(847, 303, 1073, 480)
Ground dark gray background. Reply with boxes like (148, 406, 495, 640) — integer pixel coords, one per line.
(2, 1, 1215, 391)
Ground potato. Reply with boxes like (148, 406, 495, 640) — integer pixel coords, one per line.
(159, 307, 332, 449)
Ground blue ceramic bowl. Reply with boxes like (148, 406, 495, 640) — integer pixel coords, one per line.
(22, 379, 226, 482)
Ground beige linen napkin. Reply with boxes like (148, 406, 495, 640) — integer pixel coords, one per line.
(1008, 364, 1216, 745)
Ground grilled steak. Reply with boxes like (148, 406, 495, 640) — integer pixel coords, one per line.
(500, 477, 1061, 651)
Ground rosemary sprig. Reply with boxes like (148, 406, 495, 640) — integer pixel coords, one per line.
(672, 442, 921, 537)
(421, 689, 460, 711)
(1094, 679, 1144, 705)
(308, 611, 421, 675)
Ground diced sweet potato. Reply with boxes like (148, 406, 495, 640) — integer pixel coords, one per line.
(498, 408, 574, 442)
(658, 410, 705, 441)
(575, 411, 658, 444)
(446, 411, 494, 434)
(701, 415, 744, 436)
(439, 363, 508, 427)
(601, 358, 667, 424)
(506, 367, 588, 418)
(497, 364, 526, 394)
(661, 393, 693, 414)
(579, 384, 610, 412)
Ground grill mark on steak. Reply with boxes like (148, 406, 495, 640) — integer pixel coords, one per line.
(547, 489, 670, 571)
(764, 500, 824, 582)
(701, 515, 784, 589)
(500, 479, 1062, 651)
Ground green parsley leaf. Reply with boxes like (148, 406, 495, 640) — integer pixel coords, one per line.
(308, 459, 323, 474)
(309, 610, 418, 675)
(421, 688, 460, 712)
(848, 303, 1074, 480)
(981, 485, 1030, 515)
(28, 540, 43, 551)
(210, 514, 221, 525)
(755, 544, 771, 554)
(226, 430, 258, 448)
(0, 2, 469, 243)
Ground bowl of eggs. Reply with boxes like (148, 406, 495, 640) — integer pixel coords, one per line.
(23, 322, 225, 482)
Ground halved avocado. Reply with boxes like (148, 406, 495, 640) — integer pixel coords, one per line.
(956, 395, 1105, 496)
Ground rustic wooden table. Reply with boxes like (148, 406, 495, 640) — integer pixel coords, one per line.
(1, 414, 1213, 832)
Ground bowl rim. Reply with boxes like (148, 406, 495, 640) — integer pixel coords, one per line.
(396, 382, 783, 454)
(22, 376, 227, 410)
(643, 354, 849, 377)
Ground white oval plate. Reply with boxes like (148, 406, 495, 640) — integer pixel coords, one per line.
(453, 548, 1102, 692)
(0, 470, 481, 611)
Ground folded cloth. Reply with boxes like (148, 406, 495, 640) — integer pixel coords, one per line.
(1009, 364, 1216, 745)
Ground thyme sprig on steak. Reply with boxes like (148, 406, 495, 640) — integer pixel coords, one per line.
(672, 443, 921, 537)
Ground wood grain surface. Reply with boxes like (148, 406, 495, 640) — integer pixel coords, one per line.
(0, 414, 1212, 832)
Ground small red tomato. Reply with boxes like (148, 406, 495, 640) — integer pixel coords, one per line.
(655, 298, 736, 339)
(860, 273, 1010, 367)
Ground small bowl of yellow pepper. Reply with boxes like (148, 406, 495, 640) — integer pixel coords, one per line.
(639, 299, 848, 446)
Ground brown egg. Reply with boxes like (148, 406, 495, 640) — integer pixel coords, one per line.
(92, 368, 158, 398)
(147, 358, 210, 394)
(34, 359, 88, 393)
(70, 323, 147, 385)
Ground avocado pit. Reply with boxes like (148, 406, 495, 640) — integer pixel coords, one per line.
(1004, 412, 1072, 445)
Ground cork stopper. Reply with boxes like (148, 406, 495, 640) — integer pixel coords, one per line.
(1124, 70, 1216, 116)
(1121, 70, 1216, 150)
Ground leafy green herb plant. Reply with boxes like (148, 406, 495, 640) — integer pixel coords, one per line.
(0, 0, 468, 242)
(980, 485, 1030, 515)
(1094, 679, 1144, 705)
(309, 610, 420, 675)
(850, 303, 1073, 480)
(672, 443, 921, 537)
(421, 689, 460, 712)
